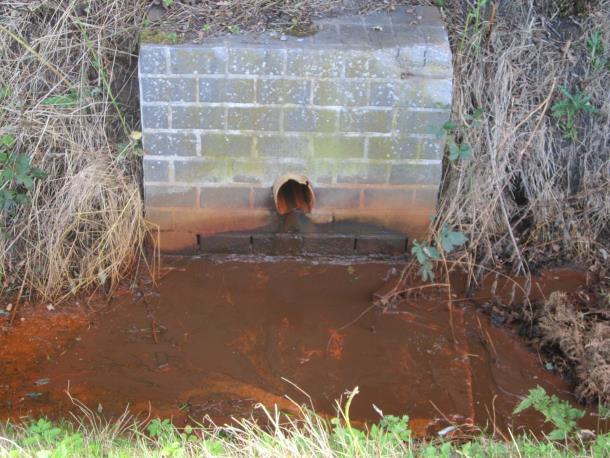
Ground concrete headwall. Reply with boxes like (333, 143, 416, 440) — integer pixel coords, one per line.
(139, 5, 452, 253)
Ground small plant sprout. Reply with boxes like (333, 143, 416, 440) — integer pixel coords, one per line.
(513, 386, 585, 440)
(162, 0, 174, 8)
(202, 24, 212, 33)
(229, 25, 241, 34)
(551, 85, 597, 141)
(587, 29, 608, 71)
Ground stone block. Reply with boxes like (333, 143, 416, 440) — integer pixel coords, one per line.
(336, 162, 389, 184)
(313, 136, 365, 159)
(303, 233, 356, 255)
(312, 23, 341, 45)
(286, 50, 343, 77)
(145, 185, 198, 208)
(256, 79, 310, 105)
(199, 233, 252, 254)
(139, 46, 167, 74)
(257, 135, 310, 158)
(272, 233, 304, 255)
(228, 48, 285, 75)
(395, 109, 450, 135)
(145, 208, 174, 229)
(315, 187, 361, 209)
(356, 234, 407, 255)
(140, 77, 197, 102)
(368, 136, 444, 160)
(200, 186, 250, 209)
(174, 158, 227, 183)
(171, 106, 225, 129)
(389, 162, 442, 185)
(141, 105, 169, 129)
(313, 80, 368, 106)
(338, 24, 373, 48)
(284, 107, 338, 133)
(340, 108, 392, 133)
(227, 106, 281, 131)
(252, 187, 274, 209)
(368, 50, 404, 78)
(144, 133, 198, 156)
(201, 133, 253, 157)
(143, 159, 170, 182)
(344, 51, 369, 78)
(199, 78, 255, 103)
(170, 47, 227, 74)
(364, 188, 415, 208)
(370, 79, 452, 109)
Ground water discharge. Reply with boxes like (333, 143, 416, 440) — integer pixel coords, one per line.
(0, 258, 602, 436)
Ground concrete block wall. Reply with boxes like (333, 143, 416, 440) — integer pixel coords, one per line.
(139, 5, 452, 253)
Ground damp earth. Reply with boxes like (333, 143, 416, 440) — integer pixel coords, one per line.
(0, 258, 605, 437)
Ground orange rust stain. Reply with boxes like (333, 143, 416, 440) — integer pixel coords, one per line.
(398, 346, 416, 372)
(298, 345, 324, 364)
(409, 417, 435, 438)
(327, 329, 345, 361)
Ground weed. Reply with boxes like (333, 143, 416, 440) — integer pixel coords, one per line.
(229, 25, 241, 34)
(586, 29, 607, 71)
(147, 418, 174, 439)
(412, 224, 467, 281)
(0, 134, 46, 215)
(438, 111, 483, 163)
(551, 85, 597, 141)
(513, 386, 585, 440)
(162, 0, 174, 7)
(23, 418, 63, 446)
(459, 0, 489, 53)
(202, 24, 212, 33)
(41, 89, 79, 107)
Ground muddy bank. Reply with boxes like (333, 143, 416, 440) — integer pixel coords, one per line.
(1, 258, 607, 437)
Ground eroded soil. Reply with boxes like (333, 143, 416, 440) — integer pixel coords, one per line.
(0, 258, 606, 437)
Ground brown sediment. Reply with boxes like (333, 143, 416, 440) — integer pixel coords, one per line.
(0, 259, 606, 438)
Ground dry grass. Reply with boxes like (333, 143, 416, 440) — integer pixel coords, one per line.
(0, 0, 151, 301)
(431, 0, 609, 276)
(540, 291, 610, 403)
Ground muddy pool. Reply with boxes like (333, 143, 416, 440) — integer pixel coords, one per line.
(0, 257, 605, 437)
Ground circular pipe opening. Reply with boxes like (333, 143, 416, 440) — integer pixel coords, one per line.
(273, 174, 315, 215)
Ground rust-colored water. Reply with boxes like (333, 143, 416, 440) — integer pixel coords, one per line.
(0, 258, 603, 436)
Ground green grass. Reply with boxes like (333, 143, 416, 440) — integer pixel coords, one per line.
(0, 388, 608, 457)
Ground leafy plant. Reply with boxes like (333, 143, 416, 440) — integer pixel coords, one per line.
(513, 386, 584, 440)
(438, 110, 483, 163)
(0, 134, 46, 214)
(162, 0, 174, 8)
(229, 25, 241, 34)
(551, 86, 597, 141)
(147, 418, 174, 439)
(587, 30, 608, 71)
(23, 418, 63, 446)
(412, 224, 468, 281)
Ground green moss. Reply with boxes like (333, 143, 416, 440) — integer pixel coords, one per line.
(140, 28, 181, 45)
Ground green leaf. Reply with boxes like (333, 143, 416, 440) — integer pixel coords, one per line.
(0, 134, 15, 147)
(41, 91, 79, 107)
